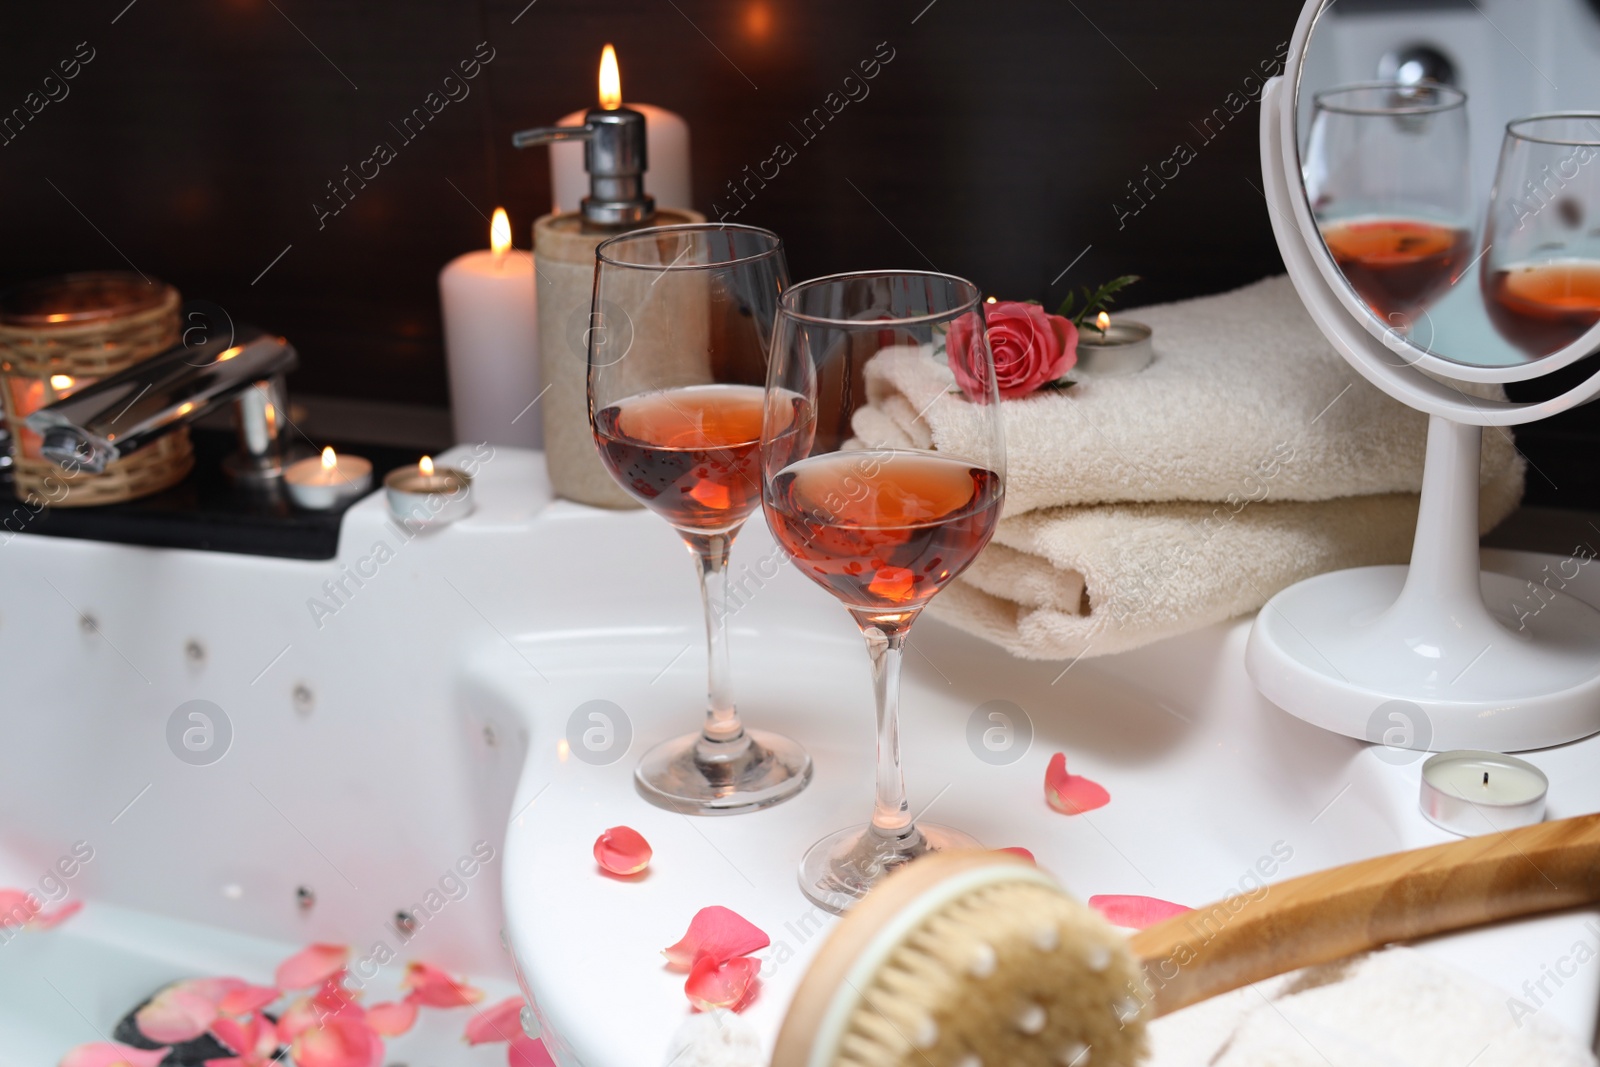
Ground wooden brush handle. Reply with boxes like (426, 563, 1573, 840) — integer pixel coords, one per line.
(1128, 813, 1600, 1016)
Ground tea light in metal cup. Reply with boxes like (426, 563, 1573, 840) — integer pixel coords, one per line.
(1075, 312, 1154, 377)
(285, 446, 373, 510)
(1419, 749, 1548, 836)
(384, 455, 474, 528)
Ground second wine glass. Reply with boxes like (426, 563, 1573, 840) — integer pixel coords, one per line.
(589, 223, 812, 815)
(761, 271, 1006, 912)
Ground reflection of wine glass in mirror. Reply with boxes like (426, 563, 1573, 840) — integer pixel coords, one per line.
(589, 223, 812, 815)
(760, 271, 1006, 913)
(1482, 114, 1600, 358)
(1304, 83, 1472, 333)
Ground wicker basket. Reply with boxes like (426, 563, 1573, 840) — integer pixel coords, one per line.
(0, 272, 191, 507)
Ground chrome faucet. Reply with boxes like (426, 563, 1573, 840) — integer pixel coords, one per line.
(26, 324, 297, 486)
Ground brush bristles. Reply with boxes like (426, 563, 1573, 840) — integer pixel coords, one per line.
(832, 880, 1148, 1067)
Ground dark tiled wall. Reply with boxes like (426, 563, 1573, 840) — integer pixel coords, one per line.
(1, 0, 1296, 406)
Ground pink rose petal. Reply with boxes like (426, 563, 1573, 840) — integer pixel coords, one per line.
(135, 982, 220, 1043)
(662, 906, 769, 972)
(30, 899, 82, 929)
(685, 956, 759, 1013)
(465, 996, 527, 1045)
(1045, 752, 1111, 815)
(400, 960, 484, 1007)
(275, 943, 350, 991)
(365, 999, 418, 1037)
(291, 1017, 381, 1067)
(217, 980, 279, 1018)
(1089, 894, 1192, 930)
(0, 888, 40, 927)
(593, 826, 652, 877)
(60, 1042, 171, 1067)
(210, 1015, 278, 1064)
(312, 976, 363, 1020)
(507, 1036, 557, 1067)
(276, 996, 319, 1043)
(997, 847, 1036, 864)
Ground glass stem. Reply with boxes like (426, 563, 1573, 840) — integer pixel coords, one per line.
(686, 531, 745, 746)
(863, 623, 913, 838)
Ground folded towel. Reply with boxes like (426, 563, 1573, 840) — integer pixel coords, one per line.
(858, 275, 1519, 514)
(930, 463, 1524, 660)
(1148, 946, 1596, 1067)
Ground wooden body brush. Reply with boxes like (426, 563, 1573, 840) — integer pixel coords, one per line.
(772, 813, 1600, 1067)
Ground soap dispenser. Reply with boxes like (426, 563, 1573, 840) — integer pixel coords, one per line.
(513, 107, 702, 508)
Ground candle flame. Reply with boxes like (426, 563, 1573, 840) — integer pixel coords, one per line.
(599, 44, 622, 110)
(490, 207, 512, 256)
(321, 446, 337, 470)
(1096, 311, 1111, 331)
(49, 374, 74, 391)
(420, 456, 435, 476)
(984, 296, 997, 304)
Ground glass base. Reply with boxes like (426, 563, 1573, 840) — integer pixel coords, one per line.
(633, 728, 812, 816)
(799, 821, 982, 915)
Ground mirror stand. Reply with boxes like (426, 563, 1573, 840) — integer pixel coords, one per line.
(1246, 75, 1600, 753)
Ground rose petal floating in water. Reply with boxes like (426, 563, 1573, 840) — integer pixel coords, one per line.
(401, 960, 484, 1007)
(275, 943, 350, 991)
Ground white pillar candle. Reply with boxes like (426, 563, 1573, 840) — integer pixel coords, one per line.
(549, 45, 691, 214)
(439, 208, 542, 448)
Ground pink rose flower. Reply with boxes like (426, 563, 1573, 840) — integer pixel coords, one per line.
(947, 301, 1078, 401)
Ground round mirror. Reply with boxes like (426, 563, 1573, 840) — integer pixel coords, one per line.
(1248, 0, 1600, 754)
(1288, 0, 1600, 395)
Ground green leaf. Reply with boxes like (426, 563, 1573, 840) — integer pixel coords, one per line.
(1064, 274, 1142, 327)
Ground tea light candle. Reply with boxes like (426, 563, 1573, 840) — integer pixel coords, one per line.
(1074, 312, 1155, 378)
(384, 455, 474, 528)
(285, 447, 372, 510)
(550, 44, 691, 213)
(1420, 750, 1549, 836)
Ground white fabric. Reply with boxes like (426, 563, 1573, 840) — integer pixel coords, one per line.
(857, 275, 1519, 515)
(854, 276, 1525, 659)
(1148, 946, 1596, 1067)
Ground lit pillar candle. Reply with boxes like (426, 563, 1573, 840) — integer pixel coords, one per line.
(550, 44, 692, 214)
(439, 207, 542, 448)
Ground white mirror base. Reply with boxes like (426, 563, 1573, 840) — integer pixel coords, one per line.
(1247, 565, 1600, 752)
(1247, 413, 1600, 752)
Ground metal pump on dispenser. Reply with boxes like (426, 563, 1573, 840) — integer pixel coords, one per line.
(509, 107, 701, 508)
(513, 107, 656, 228)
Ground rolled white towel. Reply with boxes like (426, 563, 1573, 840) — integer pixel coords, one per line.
(857, 276, 1520, 515)
(931, 460, 1524, 660)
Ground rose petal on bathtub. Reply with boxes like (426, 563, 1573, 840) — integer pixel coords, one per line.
(276, 997, 319, 1043)
(275, 943, 350, 990)
(312, 976, 364, 1020)
(507, 1035, 557, 1067)
(662, 906, 770, 972)
(997, 847, 1037, 863)
(29, 899, 84, 929)
(59, 1041, 171, 1067)
(290, 1017, 381, 1067)
(400, 960, 485, 1007)
(465, 996, 527, 1045)
(210, 1014, 279, 1065)
(366, 999, 419, 1036)
(0, 887, 40, 926)
(684, 956, 759, 1013)
(1045, 752, 1111, 815)
(216, 980, 279, 1018)
(134, 981, 220, 1042)
(1088, 894, 1192, 930)
(593, 825, 652, 876)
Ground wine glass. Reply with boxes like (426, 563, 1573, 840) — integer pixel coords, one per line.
(1482, 113, 1600, 358)
(1304, 82, 1472, 332)
(589, 223, 812, 815)
(760, 271, 1005, 912)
